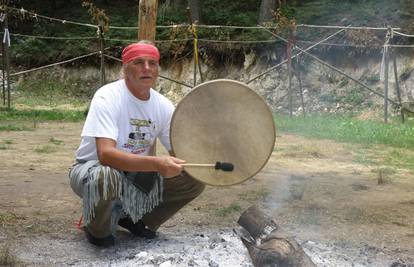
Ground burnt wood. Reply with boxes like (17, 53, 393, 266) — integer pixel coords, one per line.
(238, 205, 316, 267)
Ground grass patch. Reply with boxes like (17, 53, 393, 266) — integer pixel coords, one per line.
(0, 139, 14, 149)
(345, 208, 389, 224)
(238, 189, 270, 202)
(0, 212, 24, 226)
(49, 137, 64, 145)
(276, 114, 414, 171)
(215, 203, 243, 217)
(0, 122, 33, 132)
(0, 108, 85, 122)
(354, 152, 375, 165)
(34, 145, 58, 154)
(3, 139, 13, 144)
(353, 146, 414, 172)
(298, 203, 324, 225)
(275, 114, 414, 149)
(0, 245, 19, 267)
(385, 149, 414, 171)
(281, 145, 325, 158)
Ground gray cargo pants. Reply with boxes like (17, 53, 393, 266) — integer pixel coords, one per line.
(69, 160, 205, 238)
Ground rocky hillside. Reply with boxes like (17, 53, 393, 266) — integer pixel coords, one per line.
(157, 48, 414, 117)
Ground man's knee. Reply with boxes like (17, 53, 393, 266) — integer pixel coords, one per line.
(189, 179, 205, 199)
(164, 172, 205, 200)
(95, 166, 123, 199)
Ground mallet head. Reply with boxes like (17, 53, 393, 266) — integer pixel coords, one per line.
(215, 161, 234, 171)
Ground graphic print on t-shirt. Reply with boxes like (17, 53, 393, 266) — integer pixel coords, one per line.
(123, 118, 156, 154)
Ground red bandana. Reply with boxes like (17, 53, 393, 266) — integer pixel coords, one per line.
(121, 43, 160, 64)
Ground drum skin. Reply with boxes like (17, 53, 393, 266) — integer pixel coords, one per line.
(170, 79, 276, 186)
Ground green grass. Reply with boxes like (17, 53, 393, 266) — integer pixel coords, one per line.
(215, 203, 243, 217)
(49, 137, 63, 145)
(276, 114, 414, 171)
(34, 145, 58, 154)
(3, 139, 13, 144)
(0, 108, 85, 122)
(0, 139, 13, 149)
(238, 189, 270, 202)
(275, 114, 414, 149)
(0, 123, 33, 132)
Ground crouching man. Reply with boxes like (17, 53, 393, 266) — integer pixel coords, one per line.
(69, 41, 205, 247)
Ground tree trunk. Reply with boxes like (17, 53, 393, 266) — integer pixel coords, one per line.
(238, 206, 316, 267)
(188, 0, 201, 23)
(258, 0, 278, 24)
(138, 0, 158, 41)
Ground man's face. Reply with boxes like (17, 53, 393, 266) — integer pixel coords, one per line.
(124, 56, 159, 91)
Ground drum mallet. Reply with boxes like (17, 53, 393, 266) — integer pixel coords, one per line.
(182, 161, 234, 172)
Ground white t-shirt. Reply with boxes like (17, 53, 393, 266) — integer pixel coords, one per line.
(75, 79, 175, 162)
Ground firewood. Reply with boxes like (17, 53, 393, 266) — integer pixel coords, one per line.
(238, 205, 316, 267)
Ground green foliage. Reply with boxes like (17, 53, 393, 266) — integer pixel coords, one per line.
(399, 63, 413, 81)
(16, 74, 94, 103)
(201, 0, 260, 26)
(319, 92, 339, 103)
(4, 0, 414, 67)
(338, 78, 349, 88)
(364, 73, 380, 84)
(343, 87, 366, 106)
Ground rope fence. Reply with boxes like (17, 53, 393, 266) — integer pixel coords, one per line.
(9, 51, 100, 77)
(1, 4, 414, 122)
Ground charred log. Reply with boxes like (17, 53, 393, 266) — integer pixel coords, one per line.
(238, 205, 316, 267)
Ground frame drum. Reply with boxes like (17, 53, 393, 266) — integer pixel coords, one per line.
(170, 79, 276, 186)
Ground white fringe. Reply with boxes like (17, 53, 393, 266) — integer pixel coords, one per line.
(121, 174, 164, 223)
(82, 163, 163, 226)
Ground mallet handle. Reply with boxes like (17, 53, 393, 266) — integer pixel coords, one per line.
(182, 163, 215, 167)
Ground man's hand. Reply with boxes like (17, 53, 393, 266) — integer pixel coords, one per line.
(157, 156, 185, 178)
(96, 137, 185, 176)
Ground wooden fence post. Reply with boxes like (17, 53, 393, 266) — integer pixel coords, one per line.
(287, 30, 293, 117)
(383, 28, 391, 123)
(186, 6, 203, 87)
(3, 8, 11, 110)
(295, 55, 306, 116)
(2, 38, 5, 106)
(138, 0, 158, 41)
(392, 49, 405, 123)
(98, 23, 106, 86)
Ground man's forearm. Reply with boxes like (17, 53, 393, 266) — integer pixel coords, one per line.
(98, 146, 161, 172)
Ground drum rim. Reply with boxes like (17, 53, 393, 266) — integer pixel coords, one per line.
(169, 78, 276, 186)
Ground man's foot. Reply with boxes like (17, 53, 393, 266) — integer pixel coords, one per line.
(84, 228, 115, 247)
(118, 217, 156, 239)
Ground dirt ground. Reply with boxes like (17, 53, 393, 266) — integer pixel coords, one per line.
(0, 121, 413, 266)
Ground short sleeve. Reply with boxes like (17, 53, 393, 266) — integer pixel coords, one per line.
(81, 94, 119, 141)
